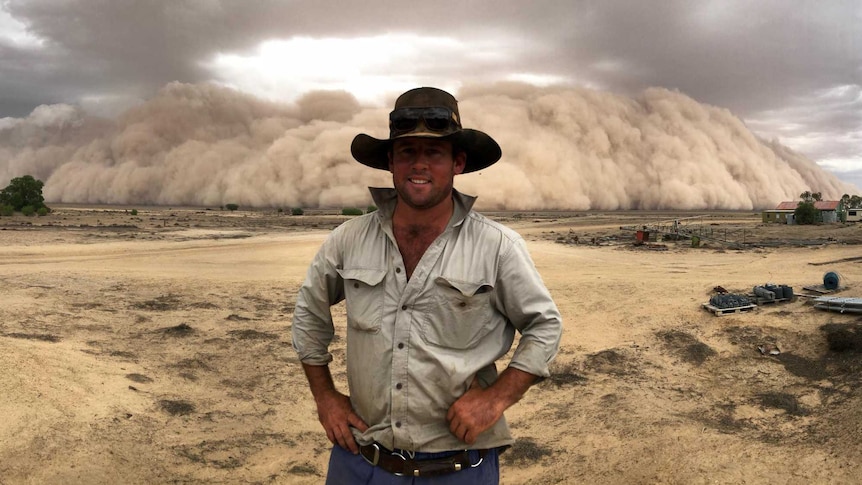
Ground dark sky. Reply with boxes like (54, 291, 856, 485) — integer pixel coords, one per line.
(1, 0, 860, 187)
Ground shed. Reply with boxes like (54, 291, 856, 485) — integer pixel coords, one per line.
(762, 200, 842, 224)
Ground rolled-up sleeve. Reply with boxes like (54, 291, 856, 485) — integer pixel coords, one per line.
(292, 232, 345, 366)
(495, 238, 562, 378)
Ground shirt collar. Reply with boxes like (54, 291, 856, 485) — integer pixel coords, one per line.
(368, 187, 476, 228)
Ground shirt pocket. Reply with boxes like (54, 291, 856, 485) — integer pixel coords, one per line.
(421, 276, 495, 349)
(336, 268, 386, 333)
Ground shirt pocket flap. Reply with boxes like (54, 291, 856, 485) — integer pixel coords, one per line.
(337, 268, 387, 286)
(434, 276, 493, 297)
(336, 268, 386, 332)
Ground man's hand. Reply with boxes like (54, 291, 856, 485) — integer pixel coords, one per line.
(314, 388, 369, 454)
(446, 379, 504, 444)
(446, 367, 538, 444)
(302, 363, 368, 454)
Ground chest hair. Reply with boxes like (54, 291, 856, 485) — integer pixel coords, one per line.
(394, 223, 444, 279)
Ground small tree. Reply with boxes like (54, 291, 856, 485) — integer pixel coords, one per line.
(225, 203, 239, 211)
(799, 190, 822, 203)
(0, 204, 13, 216)
(0, 175, 47, 211)
(291, 207, 304, 215)
(794, 201, 819, 225)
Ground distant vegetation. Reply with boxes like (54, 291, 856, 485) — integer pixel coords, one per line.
(841, 193, 862, 209)
(225, 203, 239, 211)
(366, 205, 378, 213)
(795, 191, 822, 225)
(341, 207, 363, 216)
(291, 207, 304, 215)
(0, 175, 49, 214)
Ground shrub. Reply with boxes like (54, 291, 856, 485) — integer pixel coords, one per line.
(291, 207, 304, 215)
(277, 208, 284, 213)
(0, 204, 13, 216)
(21, 205, 36, 216)
(225, 203, 239, 211)
(794, 201, 819, 225)
(341, 207, 363, 216)
(37, 207, 48, 216)
(366, 205, 378, 213)
(130, 209, 138, 216)
(0, 175, 48, 212)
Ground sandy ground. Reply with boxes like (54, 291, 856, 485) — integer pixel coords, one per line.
(1, 206, 861, 484)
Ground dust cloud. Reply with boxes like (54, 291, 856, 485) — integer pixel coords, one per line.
(0, 82, 855, 210)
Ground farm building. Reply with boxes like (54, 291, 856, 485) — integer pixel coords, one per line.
(762, 200, 843, 224)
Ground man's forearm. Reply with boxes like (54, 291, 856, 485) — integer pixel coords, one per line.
(485, 366, 538, 413)
(302, 363, 337, 402)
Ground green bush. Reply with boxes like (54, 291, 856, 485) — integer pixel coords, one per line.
(21, 205, 36, 216)
(37, 207, 48, 216)
(0, 204, 13, 216)
(291, 207, 304, 215)
(366, 205, 378, 213)
(1, 175, 48, 212)
(225, 203, 239, 211)
(342, 207, 363, 216)
(794, 201, 819, 225)
(130, 209, 138, 216)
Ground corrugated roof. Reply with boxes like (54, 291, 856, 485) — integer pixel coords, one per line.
(774, 200, 840, 210)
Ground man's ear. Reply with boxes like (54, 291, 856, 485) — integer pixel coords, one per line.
(453, 151, 467, 175)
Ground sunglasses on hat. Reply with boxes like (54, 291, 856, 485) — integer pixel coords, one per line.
(389, 107, 461, 136)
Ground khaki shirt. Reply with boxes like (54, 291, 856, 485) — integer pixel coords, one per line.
(292, 188, 562, 452)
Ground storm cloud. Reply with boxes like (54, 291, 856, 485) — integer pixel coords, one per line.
(0, 1, 859, 190)
(0, 82, 853, 210)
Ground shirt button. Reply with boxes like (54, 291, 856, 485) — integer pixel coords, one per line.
(395, 421, 402, 428)
(353, 283, 359, 288)
(396, 383, 403, 390)
(397, 342, 404, 349)
(401, 305, 407, 311)
(396, 267, 402, 273)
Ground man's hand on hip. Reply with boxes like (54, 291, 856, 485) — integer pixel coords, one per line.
(314, 388, 369, 454)
(446, 367, 538, 444)
(301, 363, 368, 454)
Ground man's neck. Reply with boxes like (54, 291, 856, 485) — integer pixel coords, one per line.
(392, 195, 455, 231)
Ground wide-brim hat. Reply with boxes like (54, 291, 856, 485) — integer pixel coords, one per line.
(351, 87, 502, 173)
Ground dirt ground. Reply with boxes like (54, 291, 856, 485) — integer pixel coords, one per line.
(1, 206, 861, 484)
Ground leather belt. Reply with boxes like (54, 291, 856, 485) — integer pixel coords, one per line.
(359, 443, 488, 477)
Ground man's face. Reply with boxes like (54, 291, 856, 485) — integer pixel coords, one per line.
(388, 137, 466, 211)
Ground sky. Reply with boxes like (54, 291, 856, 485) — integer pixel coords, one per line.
(0, 0, 860, 209)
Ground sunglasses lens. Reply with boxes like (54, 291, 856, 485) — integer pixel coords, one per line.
(423, 117, 450, 131)
(392, 117, 418, 132)
(390, 107, 455, 134)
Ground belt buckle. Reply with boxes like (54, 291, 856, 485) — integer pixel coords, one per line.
(361, 443, 380, 467)
(389, 449, 409, 477)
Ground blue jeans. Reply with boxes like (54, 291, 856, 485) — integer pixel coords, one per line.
(325, 445, 500, 485)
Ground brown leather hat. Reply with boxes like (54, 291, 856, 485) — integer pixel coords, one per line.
(350, 87, 502, 173)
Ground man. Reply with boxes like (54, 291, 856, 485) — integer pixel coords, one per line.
(292, 87, 562, 484)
